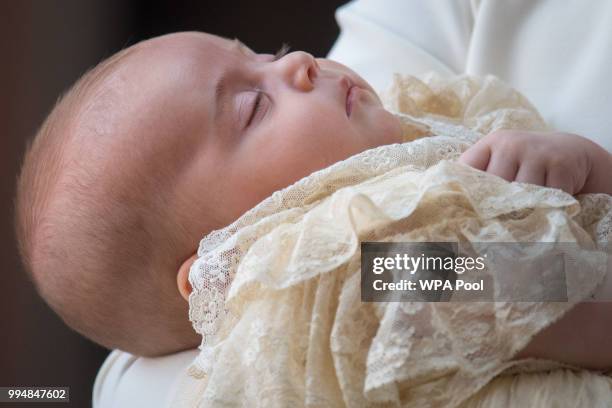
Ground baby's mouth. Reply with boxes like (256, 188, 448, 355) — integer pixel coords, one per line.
(346, 83, 357, 117)
(340, 75, 354, 117)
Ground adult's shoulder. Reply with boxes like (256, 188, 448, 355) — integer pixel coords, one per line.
(327, 0, 475, 90)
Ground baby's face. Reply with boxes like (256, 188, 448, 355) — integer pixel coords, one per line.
(97, 32, 401, 233)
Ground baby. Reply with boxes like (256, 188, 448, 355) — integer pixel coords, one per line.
(14, 30, 612, 363)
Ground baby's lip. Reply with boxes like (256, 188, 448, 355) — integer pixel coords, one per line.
(343, 76, 354, 117)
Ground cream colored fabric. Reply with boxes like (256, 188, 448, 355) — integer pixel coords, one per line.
(460, 368, 612, 408)
(171, 74, 612, 407)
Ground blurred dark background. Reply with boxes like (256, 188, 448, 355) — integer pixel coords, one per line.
(0, 1, 347, 406)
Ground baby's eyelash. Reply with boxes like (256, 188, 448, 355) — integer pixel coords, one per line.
(246, 90, 263, 127)
(273, 43, 291, 61)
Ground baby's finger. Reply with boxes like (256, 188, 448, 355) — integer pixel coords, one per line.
(514, 162, 546, 187)
(459, 143, 491, 170)
(485, 151, 519, 182)
(545, 167, 576, 195)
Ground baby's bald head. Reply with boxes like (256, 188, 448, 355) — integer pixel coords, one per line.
(15, 43, 201, 356)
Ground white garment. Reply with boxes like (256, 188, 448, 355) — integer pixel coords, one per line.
(92, 349, 198, 408)
(328, 0, 612, 153)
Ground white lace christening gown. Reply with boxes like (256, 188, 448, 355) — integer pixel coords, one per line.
(171, 74, 612, 407)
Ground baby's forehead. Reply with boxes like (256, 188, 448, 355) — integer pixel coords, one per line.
(66, 32, 243, 178)
(126, 32, 240, 69)
(78, 32, 243, 103)
(93, 34, 234, 116)
(68, 42, 211, 158)
(103, 33, 242, 119)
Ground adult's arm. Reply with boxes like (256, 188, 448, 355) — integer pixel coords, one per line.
(93, 349, 198, 408)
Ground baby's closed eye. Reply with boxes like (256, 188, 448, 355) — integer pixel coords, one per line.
(240, 89, 267, 128)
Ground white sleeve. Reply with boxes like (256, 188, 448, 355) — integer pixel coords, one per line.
(327, 0, 476, 92)
(93, 349, 199, 408)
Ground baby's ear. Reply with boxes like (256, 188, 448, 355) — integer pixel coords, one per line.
(177, 253, 198, 301)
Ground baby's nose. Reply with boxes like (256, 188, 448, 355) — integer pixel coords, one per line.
(278, 51, 319, 92)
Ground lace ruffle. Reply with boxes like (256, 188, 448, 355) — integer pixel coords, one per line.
(175, 74, 612, 407)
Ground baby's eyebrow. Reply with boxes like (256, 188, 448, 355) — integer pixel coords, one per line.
(214, 39, 252, 127)
(214, 71, 230, 125)
(232, 38, 254, 56)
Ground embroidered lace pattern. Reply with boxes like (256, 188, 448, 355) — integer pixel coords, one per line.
(173, 74, 612, 407)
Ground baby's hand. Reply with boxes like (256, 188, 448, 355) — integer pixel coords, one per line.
(459, 130, 612, 195)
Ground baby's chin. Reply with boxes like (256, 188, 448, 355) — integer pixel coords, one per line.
(359, 103, 403, 148)
(380, 108, 404, 144)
